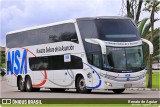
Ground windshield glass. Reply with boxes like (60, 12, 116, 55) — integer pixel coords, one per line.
(77, 19, 141, 42)
(95, 19, 140, 42)
(104, 46, 143, 71)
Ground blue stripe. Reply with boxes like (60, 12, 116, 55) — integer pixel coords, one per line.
(83, 63, 102, 89)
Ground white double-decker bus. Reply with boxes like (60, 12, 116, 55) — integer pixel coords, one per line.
(6, 16, 153, 93)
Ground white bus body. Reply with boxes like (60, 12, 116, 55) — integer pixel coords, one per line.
(6, 16, 147, 93)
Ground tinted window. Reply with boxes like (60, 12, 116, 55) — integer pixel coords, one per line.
(29, 55, 83, 70)
(67, 56, 83, 69)
(86, 51, 102, 69)
(95, 19, 140, 42)
(77, 20, 98, 52)
(7, 23, 78, 48)
(77, 19, 140, 42)
(77, 20, 98, 39)
(103, 46, 144, 72)
(48, 24, 78, 43)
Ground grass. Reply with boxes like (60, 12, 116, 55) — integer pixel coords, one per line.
(146, 71, 160, 89)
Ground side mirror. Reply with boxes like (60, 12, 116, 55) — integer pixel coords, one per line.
(141, 38, 153, 55)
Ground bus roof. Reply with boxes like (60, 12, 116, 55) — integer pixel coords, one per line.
(6, 19, 76, 35)
(6, 16, 131, 35)
(76, 16, 131, 20)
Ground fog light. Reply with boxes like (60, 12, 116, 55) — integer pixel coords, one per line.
(105, 82, 112, 86)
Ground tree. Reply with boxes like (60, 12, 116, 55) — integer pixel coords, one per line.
(122, 0, 143, 24)
(138, 18, 159, 64)
(122, 0, 160, 88)
(0, 51, 5, 68)
(143, 0, 160, 88)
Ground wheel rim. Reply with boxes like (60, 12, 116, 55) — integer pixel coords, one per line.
(79, 79, 86, 90)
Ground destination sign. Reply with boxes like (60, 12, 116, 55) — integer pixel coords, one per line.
(104, 40, 142, 47)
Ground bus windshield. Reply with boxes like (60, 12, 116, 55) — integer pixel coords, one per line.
(104, 46, 144, 72)
(95, 19, 140, 42)
(77, 18, 144, 72)
(77, 18, 141, 42)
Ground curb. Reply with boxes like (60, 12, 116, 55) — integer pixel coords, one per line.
(126, 88, 159, 91)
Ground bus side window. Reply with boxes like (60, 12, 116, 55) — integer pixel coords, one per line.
(87, 53, 102, 69)
(93, 54, 101, 68)
(87, 54, 93, 65)
(70, 56, 83, 69)
(7, 61, 11, 71)
(29, 55, 83, 70)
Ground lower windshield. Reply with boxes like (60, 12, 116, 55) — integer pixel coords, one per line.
(104, 46, 143, 71)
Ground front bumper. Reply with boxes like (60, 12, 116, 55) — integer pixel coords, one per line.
(102, 77, 146, 89)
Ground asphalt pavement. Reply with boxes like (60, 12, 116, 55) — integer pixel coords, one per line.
(0, 76, 159, 99)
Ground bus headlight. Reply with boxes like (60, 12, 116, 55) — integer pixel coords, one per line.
(139, 74, 145, 79)
(105, 82, 112, 86)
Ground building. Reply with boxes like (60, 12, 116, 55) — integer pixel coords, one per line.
(0, 46, 5, 52)
(152, 63, 160, 70)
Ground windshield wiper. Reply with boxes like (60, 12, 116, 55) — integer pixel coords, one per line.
(128, 66, 145, 71)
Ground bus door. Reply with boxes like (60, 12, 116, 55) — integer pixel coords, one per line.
(86, 53, 101, 88)
(64, 54, 74, 88)
(91, 54, 101, 88)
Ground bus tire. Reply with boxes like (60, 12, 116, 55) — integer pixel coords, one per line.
(25, 76, 33, 92)
(112, 89, 125, 94)
(18, 77, 26, 92)
(76, 75, 92, 93)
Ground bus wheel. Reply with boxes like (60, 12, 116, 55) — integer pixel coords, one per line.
(50, 88, 65, 92)
(112, 89, 125, 94)
(76, 76, 91, 93)
(25, 76, 33, 92)
(18, 77, 26, 92)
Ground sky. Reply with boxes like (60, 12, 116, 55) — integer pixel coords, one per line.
(0, 0, 159, 47)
